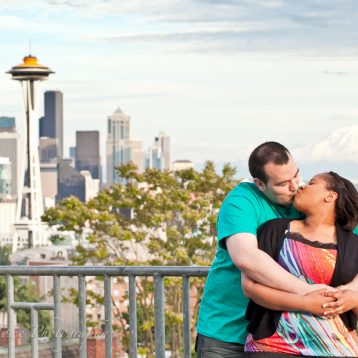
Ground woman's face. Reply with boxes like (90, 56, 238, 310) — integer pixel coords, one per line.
(293, 174, 335, 212)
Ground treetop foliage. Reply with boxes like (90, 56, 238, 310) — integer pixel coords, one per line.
(42, 161, 240, 267)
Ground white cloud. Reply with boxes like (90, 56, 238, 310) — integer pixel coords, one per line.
(3, 0, 358, 56)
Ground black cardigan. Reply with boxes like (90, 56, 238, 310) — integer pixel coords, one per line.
(245, 218, 358, 340)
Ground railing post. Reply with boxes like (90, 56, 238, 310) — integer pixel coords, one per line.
(0, 266, 210, 358)
(31, 308, 39, 358)
(6, 274, 15, 358)
(154, 275, 165, 358)
(53, 275, 62, 358)
(129, 275, 137, 358)
(182, 276, 191, 358)
(104, 275, 112, 358)
(78, 275, 87, 358)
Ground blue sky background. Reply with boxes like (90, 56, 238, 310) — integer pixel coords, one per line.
(0, 0, 357, 179)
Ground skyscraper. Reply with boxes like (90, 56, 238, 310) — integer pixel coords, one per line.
(39, 137, 58, 163)
(57, 159, 99, 203)
(106, 107, 132, 185)
(156, 132, 170, 170)
(0, 119, 20, 198)
(130, 139, 145, 173)
(39, 90, 63, 159)
(75, 131, 101, 183)
(0, 116, 16, 132)
(146, 132, 171, 170)
(0, 157, 12, 201)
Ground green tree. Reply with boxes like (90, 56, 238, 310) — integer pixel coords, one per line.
(0, 246, 52, 337)
(42, 162, 240, 356)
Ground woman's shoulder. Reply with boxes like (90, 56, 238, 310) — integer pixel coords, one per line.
(256, 218, 292, 256)
(337, 225, 358, 244)
(258, 217, 292, 234)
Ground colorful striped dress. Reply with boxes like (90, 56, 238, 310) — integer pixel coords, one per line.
(245, 230, 358, 356)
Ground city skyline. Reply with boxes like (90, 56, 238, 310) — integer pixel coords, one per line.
(0, 1, 358, 180)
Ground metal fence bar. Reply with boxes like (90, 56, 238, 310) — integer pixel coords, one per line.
(0, 266, 210, 357)
(104, 275, 112, 358)
(6, 274, 15, 358)
(53, 275, 62, 358)
(31, 308, 39, 358)
(11, 303, 53, 310)
(78, 275, 87, 358)
(0, 266, 209, 277)
(182, 276, 191, 358)
(129, 275, 138, 358)
(154, 275, 165, 358)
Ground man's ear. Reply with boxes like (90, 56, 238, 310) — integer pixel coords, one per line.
(324, 191, 338, 203)
(253, 178, 266, 192)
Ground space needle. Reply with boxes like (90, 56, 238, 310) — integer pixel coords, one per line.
(7, 54, 54, 250)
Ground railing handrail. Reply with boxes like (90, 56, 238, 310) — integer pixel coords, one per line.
(3, 265, 210, 358)
(0, 265, 210, 276)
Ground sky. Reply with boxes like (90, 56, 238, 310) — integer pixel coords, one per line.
(0, 0, 357, 179)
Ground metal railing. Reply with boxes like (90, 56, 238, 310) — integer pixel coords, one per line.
(0, 266, 209, 358)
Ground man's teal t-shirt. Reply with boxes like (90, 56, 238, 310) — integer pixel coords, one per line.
(196, 182, 303, 344)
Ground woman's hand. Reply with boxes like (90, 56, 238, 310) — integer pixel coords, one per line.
(322, 289, 358, 316)
(302, 289, 336, 316)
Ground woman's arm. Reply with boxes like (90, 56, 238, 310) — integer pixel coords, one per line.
(242, 273, 335, 316)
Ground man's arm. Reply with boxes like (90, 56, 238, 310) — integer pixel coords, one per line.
(338, 274, 358, 291)
(226, 233, 328, 295)
(241, 273, 335, 315)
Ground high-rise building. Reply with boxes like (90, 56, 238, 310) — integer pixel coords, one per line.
(40, 161, 57, 208)
(106, 108, 171, 184)
(39, 137, 58, 163)
(75, 131, 101, 183)
(156, 132, 170, 170)
(0, 117, 16, 132)
(146, 132, 171, 170)
(146, 146, 162, 170)
(106, 107, 132, 185)
(0, 201, 16, 247)
(130, 139, 145, 173)
(0, 157, 12, 201)
(0, 131, 20, 198)
(81, 171, 100, 202)
(57, 159, 99, 203)
(57, 159, 85, 202)
(39, 90, 63, 159)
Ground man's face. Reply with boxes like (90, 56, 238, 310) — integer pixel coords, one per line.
(255, 156, 301, 206)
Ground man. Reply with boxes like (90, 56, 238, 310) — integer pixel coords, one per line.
(196, 141, 358, 357)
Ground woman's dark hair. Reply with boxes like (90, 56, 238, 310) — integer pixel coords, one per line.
(324, 171, 358, 231)
(248, 142, 291, 183)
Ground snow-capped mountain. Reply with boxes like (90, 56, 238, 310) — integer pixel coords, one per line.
(292, 126, 358, 182)
(196, 126, 358, 184)
(293, 125, 358, 163)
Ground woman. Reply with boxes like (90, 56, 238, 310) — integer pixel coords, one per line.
(242, 171, 358, 357)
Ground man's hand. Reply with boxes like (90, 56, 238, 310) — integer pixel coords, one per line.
(305, 284, 337, 294)
(301, 289, 336, 316)
(322, 289, 358, 316)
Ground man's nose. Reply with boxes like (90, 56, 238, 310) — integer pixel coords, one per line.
(289, 179, 299, 191)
